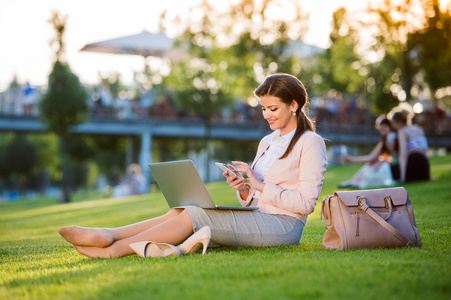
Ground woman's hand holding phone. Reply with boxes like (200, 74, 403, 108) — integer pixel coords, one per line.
(215, 162, 244, 179)
(216, 162, 248, 193)
(231, 161, 265, 193)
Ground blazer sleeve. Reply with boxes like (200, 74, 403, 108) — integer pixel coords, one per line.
(237, 186, 255, 207)
(259, 134, 327, 215)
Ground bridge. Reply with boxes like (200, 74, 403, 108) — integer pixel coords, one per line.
(1, 115, 450, 184)
(2, 115, 450, 145)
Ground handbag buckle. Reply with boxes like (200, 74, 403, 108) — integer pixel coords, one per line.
(357, 196, 368, 211)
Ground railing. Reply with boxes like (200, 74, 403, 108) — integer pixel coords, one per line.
(1, 114, 450, 148)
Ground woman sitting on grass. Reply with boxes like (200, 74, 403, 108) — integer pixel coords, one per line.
(58, 73, 328, 258)
(339, 115, 398, 189)
(389, 110, 430, 183)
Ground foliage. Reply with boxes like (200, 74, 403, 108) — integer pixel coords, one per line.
(365, 57, 401, 113)
(4, 134, 38, 180)
(211, 139, 259, 163)
(28, 134, 60, 179)
(360, 0, 428, 103)
(159, 0, 451, 118)
(311, 8, 365, 96)
(39, 10, 88, 135)
(153, 137, 199, 162)
(47, 11, 67, 61)
(222, 0, 309, 97)
(88, 135, 127, 183)
(1, 155, 450, 299)
(311, 0, 451, 114)
(0, 132, 118, 192)
(409, 0, 451, 96)
(38, 61, 88, 136)
(161, 0, 310, 110)
(0, 133, 59, 192)
(166, 59, 233, 120)
(0, 134, 12, 182)
(64, 135, 98, 189)
(66, 135, 97, 162)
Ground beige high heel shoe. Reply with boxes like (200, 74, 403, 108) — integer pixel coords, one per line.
(178, 226, 211, 255)
(129, 241, 181, 258)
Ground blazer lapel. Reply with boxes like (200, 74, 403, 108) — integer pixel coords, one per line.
(251, 143, 270, 169)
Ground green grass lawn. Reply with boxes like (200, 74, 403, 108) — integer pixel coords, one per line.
(1, 156, 450, 300)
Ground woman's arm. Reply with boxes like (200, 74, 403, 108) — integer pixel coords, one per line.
(397, 129, 408, 182)
(346, 142, 383, 164)
(258, 134, 327, 215)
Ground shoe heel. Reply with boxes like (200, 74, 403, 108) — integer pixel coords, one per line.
(201, 238, 209, 255)
(179, 226, 211, 255)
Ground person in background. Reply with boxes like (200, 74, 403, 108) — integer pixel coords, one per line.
(112, 164, 147, 198)
(127, 163, 147, 195)
(390, 110, 430, 183)
(339, 115, 398, 188)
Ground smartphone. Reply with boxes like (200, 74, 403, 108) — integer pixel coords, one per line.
(215, 162, 244, 179)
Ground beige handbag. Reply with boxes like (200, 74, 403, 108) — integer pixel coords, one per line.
(321, 187, 422, 250)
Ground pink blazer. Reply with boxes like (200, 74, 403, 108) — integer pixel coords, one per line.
(239, 130, 327, 223)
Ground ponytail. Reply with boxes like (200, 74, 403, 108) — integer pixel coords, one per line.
(280, 108, 315, 159)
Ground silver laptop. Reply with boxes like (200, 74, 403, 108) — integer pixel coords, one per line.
(148, 160, 257, 211)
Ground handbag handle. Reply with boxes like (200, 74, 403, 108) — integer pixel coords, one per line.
(358, 196, 413, 247)
(383, 196, 393, 221)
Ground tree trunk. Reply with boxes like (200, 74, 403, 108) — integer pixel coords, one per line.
(82, 160, 89, 191)
(402, 49, 412, 102)
(59, 135, 71, 203)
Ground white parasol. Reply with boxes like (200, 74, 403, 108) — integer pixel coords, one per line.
(80, 30, 176, 58)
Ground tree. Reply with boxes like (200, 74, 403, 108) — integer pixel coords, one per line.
(219, 0, 309, 97)
(66, 135, 97, 190)
(352, 0, 451, 113)
(359, 0, 430, 107)
(88, 135, 127, 185)
(29, 134, 60, 194)
(409, 0, 451, 97)
(312, 7, 366, 96)
(5, 134, 38, 194)
(0, 134, 13, 190)
(365, 58, 400, 114)
(38, 11, 88, 203)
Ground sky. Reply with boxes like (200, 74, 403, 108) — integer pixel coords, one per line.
(0, 0, 440, 91)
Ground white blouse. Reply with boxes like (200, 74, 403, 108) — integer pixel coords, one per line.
(253, 128, 296, 199)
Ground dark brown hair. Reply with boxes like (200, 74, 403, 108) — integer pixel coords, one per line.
(254, 73, 315, 159)
(391, 111, 409, 125)
(376, 115, 397, 154)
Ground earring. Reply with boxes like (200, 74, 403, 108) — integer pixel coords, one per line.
(293, 112, 296, 116)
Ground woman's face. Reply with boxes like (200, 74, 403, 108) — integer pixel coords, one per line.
(391, 120, 403, 131)
(259, 95, 298, 135)
(379, 124, 391, 136)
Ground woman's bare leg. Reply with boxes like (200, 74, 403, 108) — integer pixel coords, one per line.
(74, 209, 194, 258)
(59, 208, 184, 247)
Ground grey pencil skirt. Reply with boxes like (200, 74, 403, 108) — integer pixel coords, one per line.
(183, 205, 305, 247)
